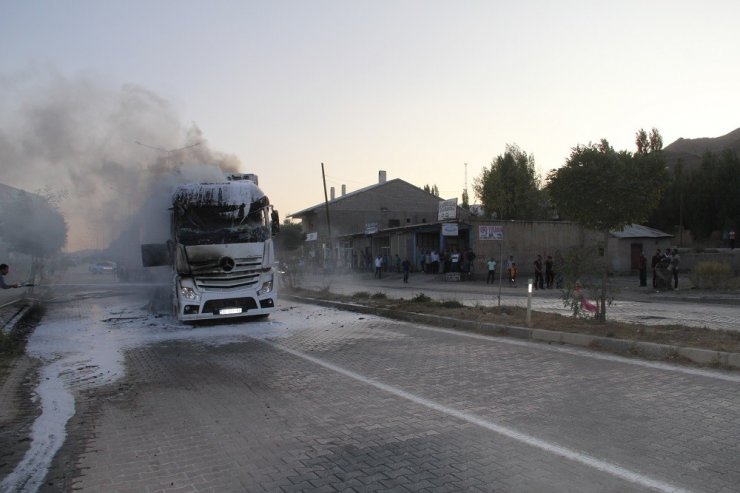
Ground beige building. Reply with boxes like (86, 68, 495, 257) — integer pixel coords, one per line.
(288, 172, 673, 276)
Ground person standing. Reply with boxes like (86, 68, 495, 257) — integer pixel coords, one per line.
(506, 255, 514, 284)
(431, 250, 440, 274)
(395, 254, 401, 273)
(651, 248, 662, 288)
(0, 264, 21, 289)
(534, 255, 544, 290)
(450, 250, 460, 272)
(730, 229, 736, 250)
(669, 249, 680, 289)
(638, 251, 647, 287)
(545, 255, 554, 289)
(486, 257, 497, 284)
(401, 258, 411, 283)
(374, 255, 383, 278)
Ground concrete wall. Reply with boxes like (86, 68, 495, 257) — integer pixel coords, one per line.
(469, 220, 592, 277)
(678, 250, 740, 274)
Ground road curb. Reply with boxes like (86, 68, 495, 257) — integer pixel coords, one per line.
(0, 302, 34, 335)
(283, 294, 740, 371)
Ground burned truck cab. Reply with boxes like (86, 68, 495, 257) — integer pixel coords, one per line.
(143, 174, 278, 321)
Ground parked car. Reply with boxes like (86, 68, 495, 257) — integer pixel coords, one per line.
(89, 261, 117, 274)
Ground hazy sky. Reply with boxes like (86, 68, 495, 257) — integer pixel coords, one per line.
(1, 0, 738, 250)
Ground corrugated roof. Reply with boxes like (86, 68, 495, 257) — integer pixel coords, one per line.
(610, 224, 673, 239)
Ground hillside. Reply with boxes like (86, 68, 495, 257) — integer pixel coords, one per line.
(664, 127, 740, 169)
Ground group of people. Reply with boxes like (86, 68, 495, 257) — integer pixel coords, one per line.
(484, 254, 557, 289)
(372, 254, 412, 283)
(647, 248, 680, 290)
(417, 249, 477, 276)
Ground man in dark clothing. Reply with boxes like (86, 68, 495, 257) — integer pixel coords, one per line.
(545, 255, 554, 289)
(534, 255, 544, 290)
(639, 252, 647, 286)
(651, 249, 662, 288)
(401, 258, 411, 283)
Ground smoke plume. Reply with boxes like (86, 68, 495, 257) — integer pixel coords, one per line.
(0, 68, 240, 253)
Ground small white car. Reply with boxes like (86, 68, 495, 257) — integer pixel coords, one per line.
(89, 261, 117, 274)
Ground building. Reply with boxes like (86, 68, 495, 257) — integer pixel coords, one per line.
(288, 171, 471, 269)
(288, 173, 674, 276)
(609, 224, 674, 272)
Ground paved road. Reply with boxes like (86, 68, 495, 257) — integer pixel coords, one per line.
(2, 274, 738, 492)
(293, 271, 740, 332)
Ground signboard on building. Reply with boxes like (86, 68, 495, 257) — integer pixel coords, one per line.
(365, 222, 379, 235)
(442, 223, 459, 236)
(306, 232, 318, 241)
(438, 198, 458, 221)
(479, 225, 504, 241)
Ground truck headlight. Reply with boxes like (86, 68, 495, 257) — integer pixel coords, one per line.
(180, 286, 200, 301)
(257, 280, 273, 296)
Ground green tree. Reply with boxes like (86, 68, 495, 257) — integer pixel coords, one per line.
(423, 184, 440, 197)
(546, 135, 667, 320)
(275, 221, 305, 253)
(461, 189, 469, 210)
(650, 149, 740, 241)
(473, 144, 547, 220)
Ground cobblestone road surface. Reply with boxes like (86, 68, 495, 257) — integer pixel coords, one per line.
(15, 288, 736, 493)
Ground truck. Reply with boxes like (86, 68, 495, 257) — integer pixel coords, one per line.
(141, 173, 279, 321)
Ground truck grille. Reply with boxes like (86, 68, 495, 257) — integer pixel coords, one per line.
(194, 271, 261, 289)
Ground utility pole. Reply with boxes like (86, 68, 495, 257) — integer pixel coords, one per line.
(321, 163, 333, 262)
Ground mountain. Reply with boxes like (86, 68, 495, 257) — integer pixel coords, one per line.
(663, 127, 740, 169)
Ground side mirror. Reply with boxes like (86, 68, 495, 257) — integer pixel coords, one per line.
(141, 243, 171, 267)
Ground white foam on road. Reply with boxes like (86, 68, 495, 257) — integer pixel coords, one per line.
(3, 298, 726, 492)
(0, 299, 289, 493)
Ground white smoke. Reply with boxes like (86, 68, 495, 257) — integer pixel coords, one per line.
(0, 68, 240, 252)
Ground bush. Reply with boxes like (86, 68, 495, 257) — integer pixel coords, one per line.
(351, 291, 371, 299)
(440, 300, 464, 308)
(412, 293, 431, 303)
(371, 292, 387, 300)
(689, 261, 732, 289)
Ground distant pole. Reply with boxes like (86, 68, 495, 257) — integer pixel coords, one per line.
(526, 278, 533, 326)
(321, 163, 333, 258)
(498, 232, 503, 307)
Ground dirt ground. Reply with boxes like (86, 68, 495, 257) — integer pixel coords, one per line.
(290, 288, 740, 354)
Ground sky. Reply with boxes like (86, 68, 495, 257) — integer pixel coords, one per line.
(1, 0, 738, 251)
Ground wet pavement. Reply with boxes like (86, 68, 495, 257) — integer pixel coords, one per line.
(1, 266, 739, 492)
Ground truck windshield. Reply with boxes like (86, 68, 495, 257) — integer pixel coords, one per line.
(174, 202, 270, 246)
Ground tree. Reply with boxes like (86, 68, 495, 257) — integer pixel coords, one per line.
(0, 190, 67, 258)
(649, 149, 740, 242)
(275, 221, 304, 253)
(546, 134, 667, 320)
(461, 189, 469, 210)
(423, 184, 440, 197)
(473, 144, 547, 220)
